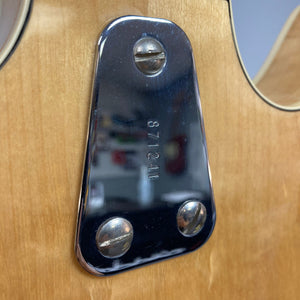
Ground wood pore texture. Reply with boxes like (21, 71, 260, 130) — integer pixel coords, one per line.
(0, 0, 299, 299)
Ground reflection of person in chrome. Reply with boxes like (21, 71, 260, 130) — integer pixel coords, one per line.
(177, 214, 188, 232)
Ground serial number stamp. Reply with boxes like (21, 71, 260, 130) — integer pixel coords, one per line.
(147, 120, 160, 180)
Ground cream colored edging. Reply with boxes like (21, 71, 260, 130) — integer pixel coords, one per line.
(253, 6, 300, 84)
(0, 0, 31, 67)
(229, 0, 300, 111)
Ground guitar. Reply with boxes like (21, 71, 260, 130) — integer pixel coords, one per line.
(0, 0, 299, 299)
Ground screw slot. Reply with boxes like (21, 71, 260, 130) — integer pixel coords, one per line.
(133, 37, 166, 75)
(96, 217, 134, 259)
(177, 200, 207, 237)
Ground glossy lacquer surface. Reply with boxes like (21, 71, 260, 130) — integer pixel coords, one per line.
(76, 16, 215, 275)
(0, 0, 299, 299)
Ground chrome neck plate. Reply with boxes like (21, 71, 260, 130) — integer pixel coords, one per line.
(75, 16, 216, 276)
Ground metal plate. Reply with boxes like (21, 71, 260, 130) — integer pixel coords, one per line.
(75, 16, 216, 276)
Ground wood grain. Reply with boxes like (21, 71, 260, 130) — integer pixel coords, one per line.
(255, 7, 300, 107)
(0, 0, 299, 299)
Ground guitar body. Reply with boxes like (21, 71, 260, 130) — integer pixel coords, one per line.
(0, 0, 299, 299)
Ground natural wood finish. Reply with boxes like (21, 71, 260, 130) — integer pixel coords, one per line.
(255, 6, 300, 107)
(0, 0, 299, 299)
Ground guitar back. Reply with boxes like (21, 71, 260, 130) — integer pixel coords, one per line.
(0, 0, 299, 299)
